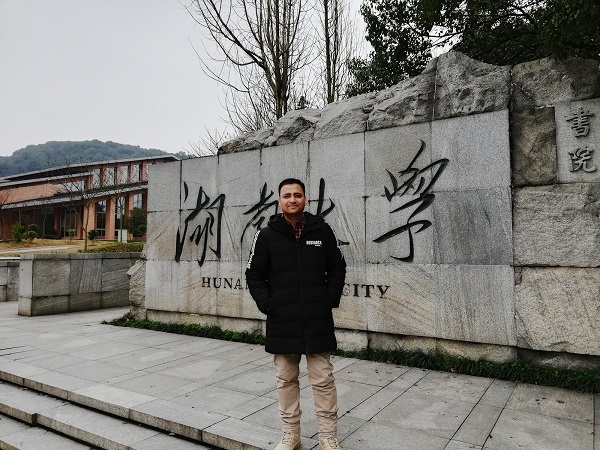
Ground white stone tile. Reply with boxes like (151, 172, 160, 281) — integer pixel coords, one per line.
(145, 210, 180, 261)
(308, 133, 365, 200)
(147, 159, 181, 212)
(177, 260, 218, 315)
(217, 149, 262, 207)
(364, 122, 433, 197)
(144, 260, 180, 312)
(433, 188, 513, 265)
(516, 267, 600, 356)
(555, 99, 600, 183)
(431, 110, 511, 191)
(437, 264, 516, 346)
(180, 154, 219, 202)
(260, 141, 310, 193)
(365, 263, 437, 337)
(334, 264, 368, 331)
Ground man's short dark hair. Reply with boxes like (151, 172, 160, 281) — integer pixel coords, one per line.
(278, 178, 305, 195)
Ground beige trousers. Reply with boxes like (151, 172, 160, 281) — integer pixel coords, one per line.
(273, 353, 338, 438)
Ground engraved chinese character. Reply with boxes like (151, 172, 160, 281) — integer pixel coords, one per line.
(175, 183, 225, 266)
(242, 183, 279, 242)
(373, 140, 448, 262)
(565, 107, 594, 137)
(569, 146, 597, 173)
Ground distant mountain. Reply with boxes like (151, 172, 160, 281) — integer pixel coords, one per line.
(0, 140, 182, 177)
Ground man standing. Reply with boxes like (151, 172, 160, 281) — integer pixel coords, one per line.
(246, 178, 346, 450)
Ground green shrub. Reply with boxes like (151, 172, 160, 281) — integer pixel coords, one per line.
(87, 229, 99, 242)
(23, 230, 37, 242)
(11, 222, 25, 242)
(82, 242, 144, 253)
(27, 224, 39, 234)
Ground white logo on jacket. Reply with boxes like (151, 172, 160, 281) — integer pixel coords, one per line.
(306, 240, 322, 247)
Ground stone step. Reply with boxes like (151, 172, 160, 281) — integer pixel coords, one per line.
(0, 412, 93, 450)
(0, 364, 300, 450)
(0, 380, 213, 449)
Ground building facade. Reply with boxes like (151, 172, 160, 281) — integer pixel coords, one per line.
(0, 155, 178, 241)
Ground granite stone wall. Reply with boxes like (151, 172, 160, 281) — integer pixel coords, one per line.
(143, 51, 600, 367)
(0, 260, 19, 302)
(18, 253, 140, 316)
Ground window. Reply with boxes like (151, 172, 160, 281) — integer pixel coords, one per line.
(92, 169, 101, 187)
(133, 193, 143, 209)
(95, 200, 106, 237)
(105, 167, 115, 186)
(114, 196, 126, 239)
(119, 165, 129, 184)
(131, 164, 140, 182)
(60, 208, 77, 237)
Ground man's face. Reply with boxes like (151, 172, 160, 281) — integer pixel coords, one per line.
(279, 183, 306, 216)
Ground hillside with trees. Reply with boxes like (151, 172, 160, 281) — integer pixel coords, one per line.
(0, 140, 181, 177)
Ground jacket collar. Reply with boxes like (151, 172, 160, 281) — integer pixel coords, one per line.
(268, 211, 322, 237)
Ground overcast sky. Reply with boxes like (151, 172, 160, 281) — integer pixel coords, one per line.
(0, 0, 365, 158)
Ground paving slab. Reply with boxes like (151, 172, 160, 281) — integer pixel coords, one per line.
(477, 379, 515, 408)
(410, 371, 492, 403)
(505, 384, 594, 423)
(340, 421, 448, 450)
(372, 390, 475, 439)
(485, 408, 593, 450)
(452, 404, 502, 447)
(334, 360, 409, 387)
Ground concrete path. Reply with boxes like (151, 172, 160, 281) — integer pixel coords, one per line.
(0, 246, 77, 255)
(0, 302, 596, 450)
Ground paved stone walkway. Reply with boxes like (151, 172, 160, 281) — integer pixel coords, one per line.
(0, 302, 597, 449)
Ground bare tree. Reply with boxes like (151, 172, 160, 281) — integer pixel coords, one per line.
(187, 0, 313, 132)
(317, 0, 355, 104)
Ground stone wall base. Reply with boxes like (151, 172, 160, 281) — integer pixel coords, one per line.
(144, 310, 598, 371)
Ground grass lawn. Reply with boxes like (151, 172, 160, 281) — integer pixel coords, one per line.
(0, 238, 144, 256)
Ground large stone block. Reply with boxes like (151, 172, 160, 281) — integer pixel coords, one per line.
(177, 260, 218, 315)
(512, 56, 600, 111)
(308, 133, 365, 200)
(30, 295, 69, 316)
(144, 260, 180, 311)
(511, 107, 558, 186)
(31, 256, 70, 297)
(437, 264, 515, 346)
(70, 292, 103, 311)
(218, 128, 273, 154)
(434, 51, 511, 119)
(364, 122, 432, 198)
(217, 149, 262, 207)
(436, 339, 517, 364)
(221, 206, 259, 263)
(513, 183, 600, 267)
(333, 264, 368, 331)
(365, 195, 435, 264)
(101, 256, 130, 292)
(365, 263, 437, 338)
(432, 188, 513, 265)
(70, 255, 102, 294)
(516, 267, 600, 356)
(260, 141, 310, 197)
(147, 160, 181, 212)
(368, 68, 436, 130)
(431, 110, 511, 191)
(555, 99, 600, 183)
(145, 210, 180, 261)
(181, 155, 219, 207)
(18, 258, 32, 299)
(215, 261, 245, 319)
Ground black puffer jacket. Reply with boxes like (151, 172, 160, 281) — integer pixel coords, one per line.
(245, 212, 346, 354)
